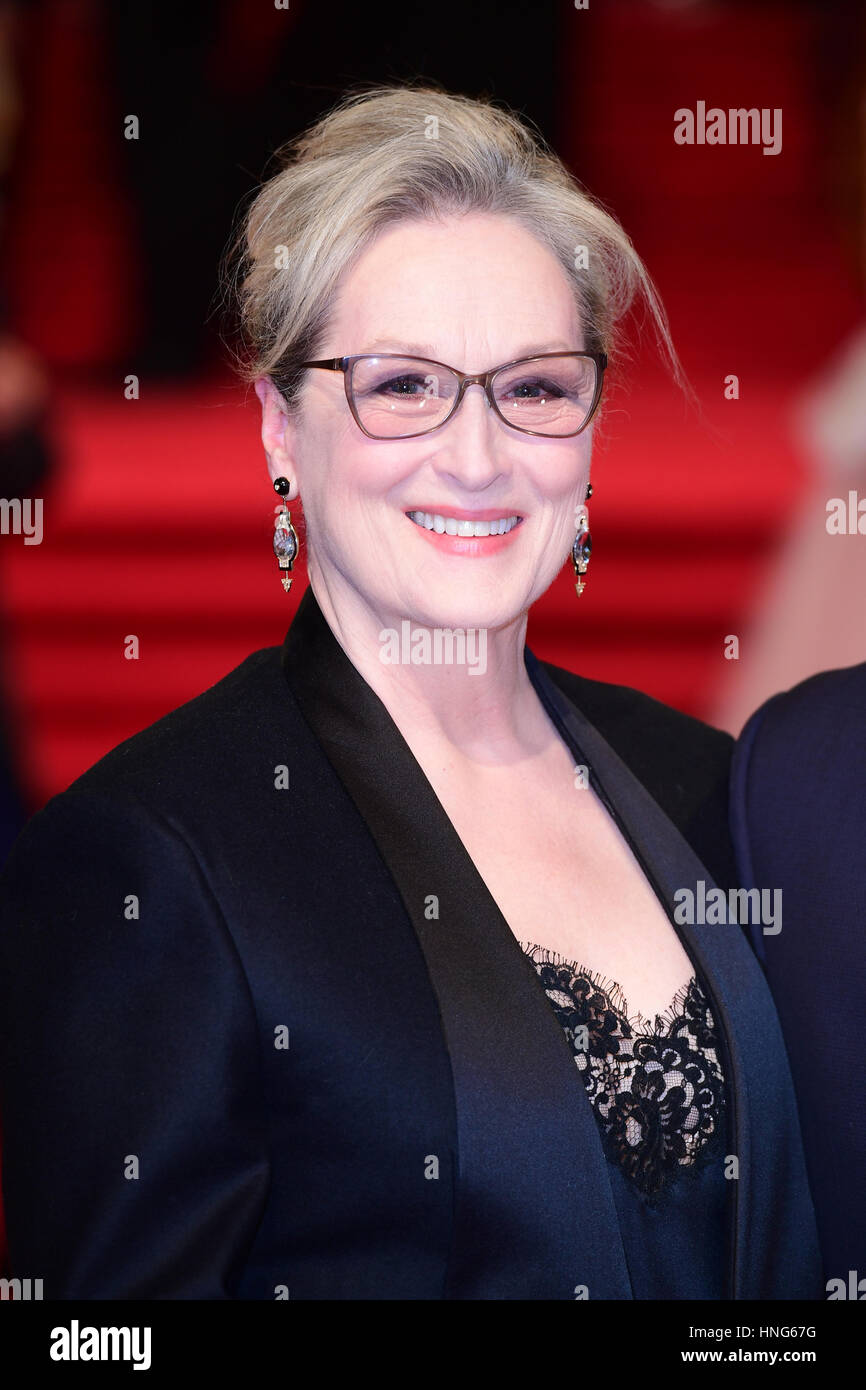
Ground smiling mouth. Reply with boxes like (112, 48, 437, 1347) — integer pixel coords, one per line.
(406, 510, 523, 537)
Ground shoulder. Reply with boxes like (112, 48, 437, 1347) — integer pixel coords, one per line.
(737, 660, 866, 756)
(539, 657, 733, 785)
(732, 660, 866, 815)
(0, 657, 290, 1012)
(538, 658, 737, 891)
(1, 642, 305, 883)
(69, 644, 287, 795)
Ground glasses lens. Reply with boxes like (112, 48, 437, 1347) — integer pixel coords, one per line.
(492, 355, 598, 435)
(350, 356, 459, 438)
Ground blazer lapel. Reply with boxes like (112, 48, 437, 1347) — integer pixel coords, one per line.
(527, 650, 823, 1299)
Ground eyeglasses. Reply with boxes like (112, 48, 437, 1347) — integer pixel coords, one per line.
(285, 351, 608, 440)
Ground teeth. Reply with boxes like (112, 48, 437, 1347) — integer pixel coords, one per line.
(408, 511, 520, 537)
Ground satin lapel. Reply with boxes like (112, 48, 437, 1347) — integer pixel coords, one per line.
(526, 649, 821, 1300)
(282, 590, 632, 1300)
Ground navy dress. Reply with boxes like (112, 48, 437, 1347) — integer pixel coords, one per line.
(289, 610, 729, 1299)
(520, 944, 727, 1299)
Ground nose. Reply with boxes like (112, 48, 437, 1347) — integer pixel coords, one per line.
(458, 374, 491, 401)
(432, 380, 505, 486)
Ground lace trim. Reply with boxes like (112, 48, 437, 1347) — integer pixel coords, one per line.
(520, 942, 727, 1202)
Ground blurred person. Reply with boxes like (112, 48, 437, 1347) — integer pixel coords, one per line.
(0, 84, 820, 1299)
(0, 0, 54, 861)
(0, 0, 57, 1280)
(0, 324, 51, 861)
(729, 660, 866, 1288)
(713, 325, 866, 735)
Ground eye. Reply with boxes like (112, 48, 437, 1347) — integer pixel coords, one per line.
(373, 373, 429, 397)
(503, 375, 566, 400)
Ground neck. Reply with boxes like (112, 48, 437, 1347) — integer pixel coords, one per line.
(308, 571, 549, 764)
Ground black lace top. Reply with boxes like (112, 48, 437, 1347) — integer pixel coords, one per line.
(520, 943, 728, 1205)
(519, 942, 730, 1298)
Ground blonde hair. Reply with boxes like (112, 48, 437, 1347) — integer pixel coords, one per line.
(221, 80, 688, 415)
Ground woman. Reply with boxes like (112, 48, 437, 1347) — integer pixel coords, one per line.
(0, 83, 820, 1299)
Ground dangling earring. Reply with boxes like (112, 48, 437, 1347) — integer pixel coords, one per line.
(572, 505, 592, 597)
(272, 476, 299, 593)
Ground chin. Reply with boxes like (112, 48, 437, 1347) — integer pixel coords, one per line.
(398, 587, 523, 637)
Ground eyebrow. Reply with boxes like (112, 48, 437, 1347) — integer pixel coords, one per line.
(365, 338, 579, 359)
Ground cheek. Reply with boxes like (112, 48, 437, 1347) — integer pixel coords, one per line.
(297, 418, 356, 509)
(348, 441, 425, 506)
(307, 450, 403, 554)
(528, 443, 590, 504)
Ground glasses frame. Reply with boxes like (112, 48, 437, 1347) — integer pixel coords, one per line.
(290, 350, 608, 440)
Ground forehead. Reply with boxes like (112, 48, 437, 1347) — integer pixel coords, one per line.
(329, 212, 580, 349)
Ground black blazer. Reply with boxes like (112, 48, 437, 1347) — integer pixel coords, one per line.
(0, 586, 821, 1299)
(729, 661, 866, 1285)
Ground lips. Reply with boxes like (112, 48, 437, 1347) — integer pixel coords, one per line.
(404, 508, 525, 556)
(406, 510, 522, 538)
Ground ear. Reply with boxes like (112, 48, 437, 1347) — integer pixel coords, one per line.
(255, 376, 300, 502)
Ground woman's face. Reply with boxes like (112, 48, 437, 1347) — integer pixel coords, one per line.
(258, 210, 593, 636)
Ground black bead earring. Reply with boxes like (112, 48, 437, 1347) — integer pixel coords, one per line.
(272, 476, 299, 593)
